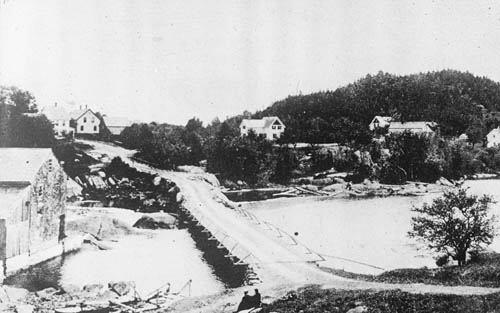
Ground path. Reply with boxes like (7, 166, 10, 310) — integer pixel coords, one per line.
(80, 140, 500, 295)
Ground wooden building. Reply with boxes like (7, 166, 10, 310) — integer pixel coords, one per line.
(0, 148, 67, 277)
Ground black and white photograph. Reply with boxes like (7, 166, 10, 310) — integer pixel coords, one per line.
(2, 0, 500, 312)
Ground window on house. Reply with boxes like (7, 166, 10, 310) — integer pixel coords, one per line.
(277, 126, 282, 130)
(80, 125, 84, 131)
(91, 117, 95, 123)
(47, 159, 53, 171)
(272, 126, 276, 129)
(62, 122, 65, 126)
(273, 133, 278, 139)
(37, 185, 43, 197)
(94, 126, 97, 131)
(21, 201, 30, 221)
(242, 126, 246, 129)
(83, 117, 87, 123)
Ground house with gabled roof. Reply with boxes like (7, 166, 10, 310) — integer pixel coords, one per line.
(41, 103, 74, 138)
(240, 116, 285, 140)
(69, 106, 101, 134)
(369, 116, 392, 131)
(0, 148, 70, 277)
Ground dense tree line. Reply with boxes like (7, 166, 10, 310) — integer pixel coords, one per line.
(0, 86, 55, 147)
(120, 70, 500, 186)
(257, 70, 500, 144)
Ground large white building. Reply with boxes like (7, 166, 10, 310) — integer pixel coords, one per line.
(69, 107, 101, 134)
(239, 116, 285, 140)
(41, 103, 74, 137)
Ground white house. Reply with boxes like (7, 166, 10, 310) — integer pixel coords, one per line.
(240, 116, 285, 140)
(369, 116, 392, 131)
(388, 121, 437, 134)
(41, 103, 74, 138)
(487, 128, 500, 148)
(70, 107, 101, 134)
(102, 115, 132, 136)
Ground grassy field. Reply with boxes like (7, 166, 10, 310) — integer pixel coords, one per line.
(261, 285, 500, 313)
(320, 252, 500, 289)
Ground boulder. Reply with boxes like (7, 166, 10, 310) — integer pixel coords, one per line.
(302, 184, 319, 192)
(108, 281, 133, 296)
(322, 183, 344, 192)
(347, 306, 368, 313)
(133, 213, 177, 229)
(311, 177, 334, 186)
(82, 284, 106, 298)
(35, 287, 59, 299)
(14, 304, 34, 313)
(436, 177, 454, 187)
(3, 286, 29, 303)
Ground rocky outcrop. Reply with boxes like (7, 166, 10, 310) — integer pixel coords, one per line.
(133, 213, 177, 229)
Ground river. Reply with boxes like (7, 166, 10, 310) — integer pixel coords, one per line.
(244, 180, 500, 274)
(6, 223, 224, 297)
(7, 180, 500, 294)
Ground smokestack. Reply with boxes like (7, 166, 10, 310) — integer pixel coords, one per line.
(80, 105, 82, 110)
(85, 104, 88, 109)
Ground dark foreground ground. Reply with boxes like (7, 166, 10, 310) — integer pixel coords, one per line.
(261, 285, 500, 313)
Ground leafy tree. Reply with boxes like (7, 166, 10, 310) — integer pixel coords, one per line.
(9, 114, 55, 147)
(409, 188, 497, 266)
(385, 132, 431, 181)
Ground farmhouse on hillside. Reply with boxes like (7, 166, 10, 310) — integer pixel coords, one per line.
(41, 103, 74, 138)
(388, 121, 438, 134)
(0, 148, 70, 277)
(240, 116, 285, 140)
(368, 116, 392, 131)
(70, 106, 101, 135)
(487, 128, 500, 148)
(103, 115, 132, 136)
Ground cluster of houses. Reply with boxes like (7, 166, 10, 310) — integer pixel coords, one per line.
(41, 102, 132, 138)
(240, 115, 500, 148)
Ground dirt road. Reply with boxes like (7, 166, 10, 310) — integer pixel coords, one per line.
(81, 140, 500, 296)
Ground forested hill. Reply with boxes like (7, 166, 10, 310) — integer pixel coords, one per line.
(254, 70, 500, 144)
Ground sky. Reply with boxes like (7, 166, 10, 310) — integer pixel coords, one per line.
(1, 0, 500, 125)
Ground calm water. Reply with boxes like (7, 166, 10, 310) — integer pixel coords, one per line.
(8, 180, 500, 292)
(245, 180, 500, 274)
(6, 229, 224, 296)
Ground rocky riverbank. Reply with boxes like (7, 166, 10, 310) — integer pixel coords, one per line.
(223, 177, 457, 202)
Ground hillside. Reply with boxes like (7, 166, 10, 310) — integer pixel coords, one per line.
(254, 70, 500, 144)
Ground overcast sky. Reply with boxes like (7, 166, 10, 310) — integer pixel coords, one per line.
(1, 0, 500, 125)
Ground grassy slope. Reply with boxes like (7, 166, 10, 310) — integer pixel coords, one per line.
(262, 285, 500, 313)
(321, 252, 500, 288)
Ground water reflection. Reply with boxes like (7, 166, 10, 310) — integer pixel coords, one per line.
(6, 230, 224, 296)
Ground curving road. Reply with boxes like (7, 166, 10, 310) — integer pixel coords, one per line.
(81, 140, 500, 295)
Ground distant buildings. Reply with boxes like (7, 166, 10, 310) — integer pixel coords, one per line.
(41, 103, 102, 136)
(0, 148, 68, 276)
(102, 115, 132, 136)
(487, 128, 500, 148)
(240, 116, 285, 140)
(388, 121, 438, 134)
(369, 116, 437, 135)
